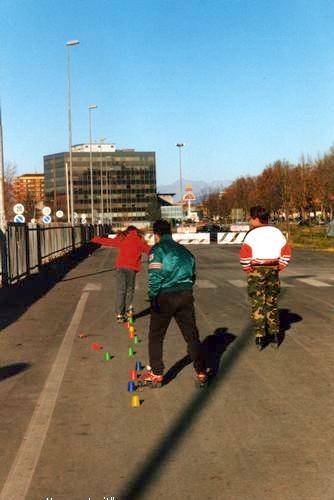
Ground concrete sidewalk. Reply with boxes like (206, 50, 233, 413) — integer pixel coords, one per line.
(0, 245, 333, 500)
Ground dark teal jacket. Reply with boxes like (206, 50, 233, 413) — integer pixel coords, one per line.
(148, 234, 196, 299)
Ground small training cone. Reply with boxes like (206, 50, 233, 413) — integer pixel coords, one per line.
(130, 370, 137, 381)
(135, 361, 143, 371)
(128, 347, 134, 356)
(104, 352, 111, 361)
(129, 317, 135, 325)
(91, 342, 103, 351)
(131, 395, 140, 408)
(128, 381, 136, 392)
(133, 335, 139, 344)
(129, 330, 135, 340)
(129, 326, 135, 334)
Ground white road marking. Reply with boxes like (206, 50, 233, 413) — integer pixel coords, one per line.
(229, 279, 293, 288)
(228, 280, 247, 288)
(195, 279, 217, 288)
(0, 291, 90, 500)
(83, 282, 102, 291)
(298, 278, 332, 287)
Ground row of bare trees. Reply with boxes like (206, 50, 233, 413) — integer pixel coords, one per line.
(202, 147, 334, 220)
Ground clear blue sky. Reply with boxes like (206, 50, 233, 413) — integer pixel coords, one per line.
(1, 0, 334, 185)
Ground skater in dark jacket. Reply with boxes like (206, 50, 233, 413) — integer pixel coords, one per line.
(92, 226, 150, 322)
(139, 219, 207, 388)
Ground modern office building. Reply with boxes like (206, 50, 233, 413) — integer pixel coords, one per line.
(43, 145, 156, 225)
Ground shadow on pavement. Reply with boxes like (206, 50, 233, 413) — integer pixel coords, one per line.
(133, 307, 151, 320)
(61, 267, 116, 282)
(120, 322, 252, 500)
(0, 363, 31, 382)
(163, 354, 191, 385)
(202, 328, 237, 376)
(0, 245, 97, 336)
(277, 308, 303, 346)
(163, 328, 236, 386)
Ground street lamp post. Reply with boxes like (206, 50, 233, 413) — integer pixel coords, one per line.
(99, 138, 105, 224)
(0, 106, 6, 232)
(66, 39, 80, 224)
(176, 143, 185, 218)
(65, 162, 70, 223)
(88, 104, 97, 224)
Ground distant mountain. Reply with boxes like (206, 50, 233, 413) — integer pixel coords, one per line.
(157, 179, 231, 201)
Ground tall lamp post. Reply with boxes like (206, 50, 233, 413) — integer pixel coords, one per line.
(88, 104, 97, 224)
(99, 138, 105, 224)
(176, 143, 185, 219)
(0, 106, 6, 232)
(66, 39, 80, 224)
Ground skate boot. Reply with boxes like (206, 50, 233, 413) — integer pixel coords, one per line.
(126, 305, 134, 321)
(137, 369, 163, 388)
(195, 371, 209, 388)
(116, 313, 126, 323)
(269, 331, 280, 349)
(255, 335, 266, 351)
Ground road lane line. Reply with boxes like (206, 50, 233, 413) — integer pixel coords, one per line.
(195, 279, 217, 288)
(228, 280, 246, 288)
(0, 290, 90, 500)
(298, 278, 331, 287)
(83, 282, 102, 291)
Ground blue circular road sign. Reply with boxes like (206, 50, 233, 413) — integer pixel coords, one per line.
(42, 215, 52, 224)
(14, 214, 25, 223)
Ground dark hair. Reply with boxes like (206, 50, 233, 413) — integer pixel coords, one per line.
(121, 225, 144, 239)
(152, 219, 171, 236)
(250, 206, 269, 224)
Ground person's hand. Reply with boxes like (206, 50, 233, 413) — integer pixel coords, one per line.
(150, 297, 160, 313)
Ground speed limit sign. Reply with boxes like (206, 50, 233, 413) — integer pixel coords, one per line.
(13, 203, 25, 215)
(42, 206, 51, 216)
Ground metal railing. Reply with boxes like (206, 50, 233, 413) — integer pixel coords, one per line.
(0, 223, 111, 286)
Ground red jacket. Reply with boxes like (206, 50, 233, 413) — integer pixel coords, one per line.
(91, 230, 150, 272)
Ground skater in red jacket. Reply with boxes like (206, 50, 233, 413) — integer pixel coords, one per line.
(92, 226, 150, 322)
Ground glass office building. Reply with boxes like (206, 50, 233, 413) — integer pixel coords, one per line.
(44, 146, 156, 224)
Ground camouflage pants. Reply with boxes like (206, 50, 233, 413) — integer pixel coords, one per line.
(247, 267, 280, 337)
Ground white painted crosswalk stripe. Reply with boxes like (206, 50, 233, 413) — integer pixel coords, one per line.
(228, 280, 247, 288)
(196, 279, 217, 288)
(228, 280, 293, 288)
(297, 278, 332, 287)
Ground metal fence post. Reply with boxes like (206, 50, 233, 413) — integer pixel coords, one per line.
(24, 223, 31, 277)
(0, 228, 9, 287)
(36, 224, 42, 271)
(72, 225, 75, 253)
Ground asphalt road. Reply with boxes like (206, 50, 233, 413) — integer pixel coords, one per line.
(0, 245, 333, 500)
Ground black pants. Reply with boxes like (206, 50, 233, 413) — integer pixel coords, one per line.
(149, 289, 205, 375)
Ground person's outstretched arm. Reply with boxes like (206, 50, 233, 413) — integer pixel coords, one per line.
(91, 235, 121, 247)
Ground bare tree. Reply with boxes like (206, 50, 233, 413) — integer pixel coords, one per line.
(4, 161, 18, 221)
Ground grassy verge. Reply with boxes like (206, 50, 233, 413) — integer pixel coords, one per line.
(281, 225, 334, 251)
